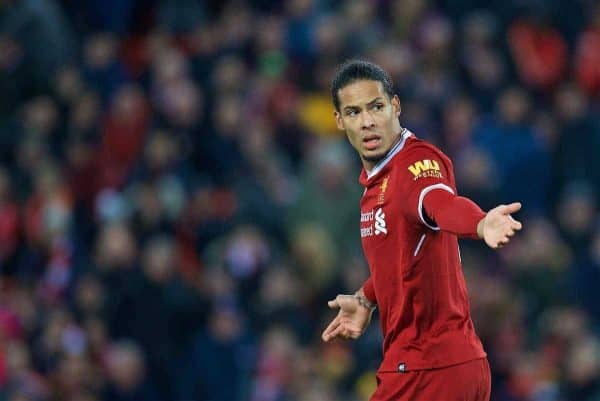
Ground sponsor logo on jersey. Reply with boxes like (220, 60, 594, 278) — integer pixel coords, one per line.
(360, 209, 374, 222)
(408, 159, 442, 180)
(361, 207, 387, 237)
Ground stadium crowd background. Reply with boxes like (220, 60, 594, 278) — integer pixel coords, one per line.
(1, 0, 600, 400)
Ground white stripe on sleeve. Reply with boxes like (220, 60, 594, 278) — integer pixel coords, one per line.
(417, 183, 455, 230)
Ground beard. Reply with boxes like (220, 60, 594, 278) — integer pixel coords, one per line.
(362, 151, 387, 163)
(361, 129, 404, 164)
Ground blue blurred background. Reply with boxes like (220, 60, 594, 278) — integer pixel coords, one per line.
(0, 0, 600, 400)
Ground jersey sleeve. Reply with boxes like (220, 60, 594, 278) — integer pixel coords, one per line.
(399, 146, 456, 230)
(422, 189, 486, 239)
(362, 277, 376, 304)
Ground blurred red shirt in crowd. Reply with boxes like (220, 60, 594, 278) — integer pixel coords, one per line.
(508, 18, 567, 91)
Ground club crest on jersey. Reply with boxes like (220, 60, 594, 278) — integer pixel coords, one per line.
(408, 159, 442, 180)
(360, 207, 387, 237)
(378, 175, 389, 205)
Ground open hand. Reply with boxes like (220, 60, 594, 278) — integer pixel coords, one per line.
(321, 294, 373, 342)
(478, 202, 523, 249)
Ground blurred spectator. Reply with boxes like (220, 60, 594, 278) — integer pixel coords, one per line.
(102, 341, 158, 401)
(83, 34, 128, 101)
(0, 0, 74, 115)
(287, 138, 362, 257)
(556, 181, 597, 256)
(473, 86, 551, 213)
(508, 14, 567, 91)
(570, 223, 600, 322)
(156, 0, 206, 34)
(575, 4, 600, 97)
(501, 216, 572, 317)
(551, 83, 600, 200)
(96, 85, 149, 192)
(0, 170, 20, 272)
(177, 305, 254, 401)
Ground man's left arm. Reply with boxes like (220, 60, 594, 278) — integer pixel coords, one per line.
(422, 189, 485, 239)
(402, 146, 523, 248)
(423, 190, 523, 248)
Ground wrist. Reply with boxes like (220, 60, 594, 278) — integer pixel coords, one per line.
(477, 216, 486, 239)
(353, 292, 376, 311)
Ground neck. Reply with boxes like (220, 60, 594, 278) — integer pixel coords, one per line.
(362, 129, 404, 173)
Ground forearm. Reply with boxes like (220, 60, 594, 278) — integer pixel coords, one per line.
(422, 189, 486, 239)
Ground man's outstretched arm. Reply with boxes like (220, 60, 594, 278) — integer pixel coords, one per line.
(422, 189, 523, 248)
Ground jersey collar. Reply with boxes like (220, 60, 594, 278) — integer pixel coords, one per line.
(359, 128, 412, 185)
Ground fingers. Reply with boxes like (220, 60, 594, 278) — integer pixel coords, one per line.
(322, 321, 350, 342)
(509, 216, 523, 230)
(328, 294, 349, 309)
(322, 322, 361, 342)
(326, 325, 347, 341)
(327, 298, 339, 309)
(485, 206, 523, 251)
(493, 239, 507, 249)
(503, 215, 523, 240)
(495, 230, 519, 248)
(329, 294, 359, 313)
(500, 202, 522, 215)
(323, 295, 364, 342)
(321, 316, 340, 342)
(323, 296, 349, 341)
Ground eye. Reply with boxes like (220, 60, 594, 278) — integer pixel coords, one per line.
(374, 103, 384, 111)
(346, 109, 358, 117)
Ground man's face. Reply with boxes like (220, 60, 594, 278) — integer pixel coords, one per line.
(334, 80, 401, 170)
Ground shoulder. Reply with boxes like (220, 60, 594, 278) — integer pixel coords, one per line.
(389, 137, 455, 188)
(404, 138, 449, 158)
(400, 138, 453, 168)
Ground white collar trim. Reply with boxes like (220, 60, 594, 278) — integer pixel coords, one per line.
(366, 128, 411, 179)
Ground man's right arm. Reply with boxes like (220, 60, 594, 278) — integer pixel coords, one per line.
(321, 279, 376, 342)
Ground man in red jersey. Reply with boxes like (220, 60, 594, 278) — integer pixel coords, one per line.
(321, 60, 523, 401)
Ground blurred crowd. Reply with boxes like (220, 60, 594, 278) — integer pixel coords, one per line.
(1, 0, 600, 400)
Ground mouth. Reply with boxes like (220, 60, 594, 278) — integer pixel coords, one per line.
(363, 134, 381, 151)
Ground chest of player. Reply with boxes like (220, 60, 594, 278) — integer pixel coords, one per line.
(359, 173, 420, 274)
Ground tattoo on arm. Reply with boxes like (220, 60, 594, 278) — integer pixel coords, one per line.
(354, 294, 376, 311)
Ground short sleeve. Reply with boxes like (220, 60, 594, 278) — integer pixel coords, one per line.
(400, 146, 455, 230)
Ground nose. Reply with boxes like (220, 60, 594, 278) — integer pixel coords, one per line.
(360, 110, 375, 129)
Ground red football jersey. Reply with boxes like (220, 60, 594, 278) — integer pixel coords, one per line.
(359, 129, 486, 373)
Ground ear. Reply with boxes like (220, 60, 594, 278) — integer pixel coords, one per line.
(392, 95, 401, 117)
(334, 111, 345, 131)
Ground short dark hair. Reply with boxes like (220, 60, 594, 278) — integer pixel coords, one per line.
(331, 59, 394, 111)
